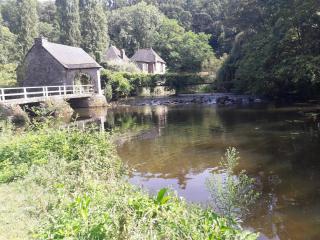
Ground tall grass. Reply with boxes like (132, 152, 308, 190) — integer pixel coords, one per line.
(0, 123, 258, 239)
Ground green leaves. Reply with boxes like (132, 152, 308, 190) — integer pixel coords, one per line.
(206, 147, 260, 221)
(154, 18, 218, 72)
(56, 0, 81, 46)
(79, 0, 109, 60)
(16, 0, 39, 59)
(155, 188, 171, 205)
(108, 2, 163, 56)
(217, 0, 320, 99)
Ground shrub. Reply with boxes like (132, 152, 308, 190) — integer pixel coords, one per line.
(206, 148, 260, 221)
(0, 64, 17, 87)
(101, 70, 156, 99)
(101, 60, 141, 73)
(101, 70, 216, 100)
(0, 124, 123, 183)
(142, 73, 215, 94)
(104, 84, 113, 101)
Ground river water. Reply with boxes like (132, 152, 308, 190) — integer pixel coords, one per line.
(76, 104, 320, 239)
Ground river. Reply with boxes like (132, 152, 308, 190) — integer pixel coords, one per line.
(75, 104, 320, 240)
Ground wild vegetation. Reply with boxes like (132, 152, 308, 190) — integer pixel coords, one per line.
(0, 121, 258, 239)
(101, 70, 216, 99)
(206, 147, 260, 221)
(216, 0, 320, 100)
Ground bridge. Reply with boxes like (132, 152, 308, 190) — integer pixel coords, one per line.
(0, 85, 94, 105)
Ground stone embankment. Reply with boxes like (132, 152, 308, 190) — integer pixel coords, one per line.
(0, 103, 29, 124)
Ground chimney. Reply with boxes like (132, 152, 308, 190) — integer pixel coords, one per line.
(34, 36, 48, 46)
(120, 49, 126, 59)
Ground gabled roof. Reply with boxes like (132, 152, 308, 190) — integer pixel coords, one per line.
(40, 40, 101, 69)
(131, 48, 165, 64)
(104, 45, 129, 62)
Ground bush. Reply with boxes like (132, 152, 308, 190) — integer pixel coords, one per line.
(0, 64, 17, 87)
(101, 60, 141, 73)
(206, 148, 260, 221)
(101, 70, 216, 100)
(104, 84, 113, 101)
(101, 70, 155, 99)
(159, 73, 215, 94)
(0, 124, 123, 183)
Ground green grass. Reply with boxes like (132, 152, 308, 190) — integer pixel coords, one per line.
(0, 122, 258, 239)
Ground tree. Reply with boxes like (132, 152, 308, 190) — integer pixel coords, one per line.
(55, 0, 81, 46)
(108, 2, 162, 56)
(154, 18, 217, 72)
(79, 0, 109, 60)
(38, 0, 59, 41)
(0, 11, 18, 86)
(0, 21, 18, 64)
(217, 0, 320, 99)
(16, 0, 39, 58)
(108, 2, 217, 72)
(0, 0, 18, 33)
(158, 3, 192, 30)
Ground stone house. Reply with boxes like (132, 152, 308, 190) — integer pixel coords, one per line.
(19, 37, 103, 94)
(131, 48, 166, 74)
(103, 45, 129, 63)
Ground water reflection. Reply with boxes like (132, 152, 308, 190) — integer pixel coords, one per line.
(75, 105, 320, 240)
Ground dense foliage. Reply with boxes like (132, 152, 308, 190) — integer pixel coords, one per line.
(0, 63, 17, 86)
(216, 0, 320, 100)
(80, 0, 109, 60)
(206, 147, 260, 221)
(15, 0, 38, 58)
(107, 2, 218, 72)
(101, 69, 215, 98)
(0, 0, 218, 73)
(0, 0, 319, 99)
(0, 123, 258, 239)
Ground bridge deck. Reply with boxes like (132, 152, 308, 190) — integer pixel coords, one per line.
(0, 85, 94, 105)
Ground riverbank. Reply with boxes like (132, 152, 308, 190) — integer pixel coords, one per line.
(0, 121, 257, 239)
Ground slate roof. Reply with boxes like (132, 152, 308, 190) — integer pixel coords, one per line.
(41, 40, 101, 69)
(131, 48, 165, 63)
(104, 46, 129, 62)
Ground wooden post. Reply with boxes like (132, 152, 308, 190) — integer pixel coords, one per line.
(23, 88, 28, 99)
(42, 87, 46, 97)
(97, 70, 102, 95)
(0, 89, 4, 101)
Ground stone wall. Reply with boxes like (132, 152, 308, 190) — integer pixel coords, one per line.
(20, 45, 67, 87)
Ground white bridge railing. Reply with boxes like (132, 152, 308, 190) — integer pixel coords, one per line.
(0, 85, 94, 102)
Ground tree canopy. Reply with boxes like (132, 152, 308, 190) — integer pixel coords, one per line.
(0, 0, 319, 99)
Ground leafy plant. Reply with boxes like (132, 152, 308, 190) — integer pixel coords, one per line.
(206, 147, 260, 221)
(155, 188, 171, 205)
